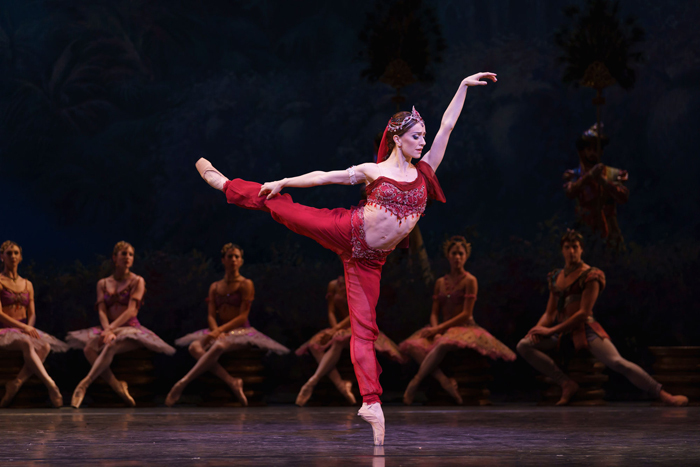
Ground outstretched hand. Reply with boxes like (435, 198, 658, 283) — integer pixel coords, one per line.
(259, 180, 285, 199)
(462, 72, 497, 87)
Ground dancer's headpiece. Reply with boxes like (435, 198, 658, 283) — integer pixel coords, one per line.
(376, 106, 424, 163)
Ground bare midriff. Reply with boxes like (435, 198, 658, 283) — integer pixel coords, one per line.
(3, 305, 26, 322)
(363, 203, 420, 250)
(217, 304, 244, 325)
(107, 304, 130, 323)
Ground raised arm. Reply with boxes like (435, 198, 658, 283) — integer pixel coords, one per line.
(422, 72, 497, 172)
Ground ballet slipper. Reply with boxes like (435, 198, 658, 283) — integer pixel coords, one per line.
(195, 158, 228, 191)
(295, 380, 315, 407)
(402, 378, 419, 406)
(335, 380, 356, 405)
(660, 391, 688, 407)
(48, 384, 63, 408)
(165, 381, 185, 407)
(555, 380, 579, 406)
(1, 378, 23, 408)
(357, 402, 385, 446)
(114, 381, 135, 407)
(443, 377, 463, 405)
(229, 377, 248, 407)
(71, 380, 89, 408)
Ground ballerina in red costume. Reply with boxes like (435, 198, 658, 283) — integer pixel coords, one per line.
(196, 71, 497, 445)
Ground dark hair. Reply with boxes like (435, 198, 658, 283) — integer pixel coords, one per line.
(560, 229, 584, 247)
(384, 111, 421, 156)
(442, 235, 472, 259)
(221, 243, 244, 258)
(576, 134, 609, 151)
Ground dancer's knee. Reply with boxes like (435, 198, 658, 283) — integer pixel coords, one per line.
(516, 337, 533, 356)
(188, 341, 203, 357)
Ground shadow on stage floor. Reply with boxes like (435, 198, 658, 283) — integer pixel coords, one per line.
(1, 404, 698, 466)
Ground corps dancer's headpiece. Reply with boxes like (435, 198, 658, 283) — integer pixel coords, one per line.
(376, 106, 424, 163)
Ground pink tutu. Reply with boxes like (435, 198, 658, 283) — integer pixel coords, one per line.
(175, 327, 289, 355)
(0, 327, 70, 353)
(296, 327, 407, 363)
(66, 319, 175, 356)
(400, 324, 516, 362)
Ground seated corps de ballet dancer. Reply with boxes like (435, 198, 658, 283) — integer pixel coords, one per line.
(165, 243, 289, 407)
(0, 241, 68, 408)
(195, 71, 496, 445)
(67, 241, 176, 408)
(295, 271, 406, 406)
(401, 236, 516, 405)
(517, 229, 688, 406)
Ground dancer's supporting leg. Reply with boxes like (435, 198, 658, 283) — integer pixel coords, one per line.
(587, 336, 688, 406)
(166, 340, 247, 406)
(71, 340, 141, 408)
(296, 340, 355, 406)
(516, 336, 579, 405)
(403, 343, 462, 405)
(2, 339, 62, 408)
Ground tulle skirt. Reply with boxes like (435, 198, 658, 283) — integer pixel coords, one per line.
(175, 327, 290, 355)
(296, 327, 407, 363)
(0, 327, 70, 353)
(399, 324, 516, 362)
(66, 321, 176, 356)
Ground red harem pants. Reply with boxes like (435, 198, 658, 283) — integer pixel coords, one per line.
(223, 178, 388, 404)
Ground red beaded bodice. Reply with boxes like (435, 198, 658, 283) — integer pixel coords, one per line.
(365, 167, 429, 221)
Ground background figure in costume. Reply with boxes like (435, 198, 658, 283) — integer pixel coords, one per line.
(67, 241, 175, 408)
(517, 230, 687, 406)
(0, 241, 67, 408)
(195, 71, 497, 445)
(166, 243, 289, 407)
(563, 124, 629, 250)
(295, 271, 406, 406)
(401, 236, 515, 405)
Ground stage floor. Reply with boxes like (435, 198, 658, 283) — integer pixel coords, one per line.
(1, 404, 698, 465)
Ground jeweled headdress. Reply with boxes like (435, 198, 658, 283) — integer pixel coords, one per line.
(376, 106, 424, 163)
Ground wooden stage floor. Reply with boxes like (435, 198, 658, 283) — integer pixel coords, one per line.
(1, 404, 698, 465)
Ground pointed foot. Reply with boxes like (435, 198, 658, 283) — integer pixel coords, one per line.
(295, 380, 315, 407)
(1, 379, 23, 408)
(555, 380, 579, 406)
(165, 381, 185, 407)
(358, 402, 385, 446)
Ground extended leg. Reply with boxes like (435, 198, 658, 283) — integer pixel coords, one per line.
(2, 339, 62, 408)
(516, 336, 579, 405)
(72, 340, 142, 408)
(404, 343, 462, 405)
(588, 337, 687, 406)
(84, 344, 127, 397)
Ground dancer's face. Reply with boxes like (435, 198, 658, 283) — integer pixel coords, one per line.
(448, 244, 468, 270)
(579, 146, 601, 165)
(395, 123, 426, 160)
(222, 248, 243, 271)
(561, 241, 583, 264)
(2, 245, 22, 269)
(113, 247, 134, 269)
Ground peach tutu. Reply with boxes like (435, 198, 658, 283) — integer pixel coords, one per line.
(296, 327, 407, 363)
(399, 324, 516, 362)
(66, 319, 175, 356)
(0, 327, 70, 353)
(175, 327, 290, 355)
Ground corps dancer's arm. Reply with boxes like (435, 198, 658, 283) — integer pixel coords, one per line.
(429, 280, 442, 327)
(105, 277, 145, 331)
(422, 72, 497, 172)
(327, 281, 338, 328)
(207, 283, 219, 332)
(26, 281, 37, 327)
(259, 163, 380, 199)
(217, 280, 254, 333)
(96, 280, 112, 331)
(526, 293, 560, 341)
(547, 281, 599, 335)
